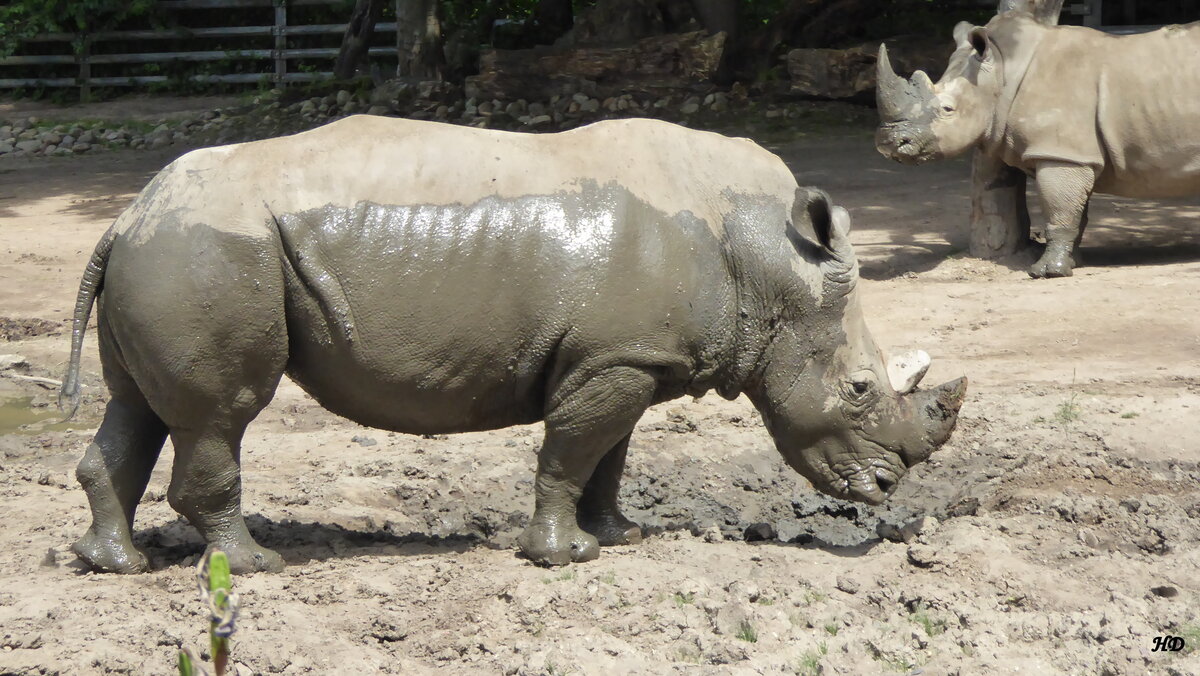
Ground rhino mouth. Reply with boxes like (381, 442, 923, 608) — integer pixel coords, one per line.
(875, 125, 939, 165)
(839, 464, 902, 505)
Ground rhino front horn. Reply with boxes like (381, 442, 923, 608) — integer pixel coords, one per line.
(876, 44, 909, 121)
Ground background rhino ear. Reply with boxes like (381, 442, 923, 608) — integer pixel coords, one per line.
(953, 21, 973, 47)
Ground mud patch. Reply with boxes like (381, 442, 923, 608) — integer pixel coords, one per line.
(0, 317, 64, 341)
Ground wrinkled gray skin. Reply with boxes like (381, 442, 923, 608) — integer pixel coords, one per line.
(876, 12, 1200, 278)
(60, 117, 965, 573)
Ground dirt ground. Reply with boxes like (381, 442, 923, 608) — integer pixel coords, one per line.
(2, 105, 1200, 675)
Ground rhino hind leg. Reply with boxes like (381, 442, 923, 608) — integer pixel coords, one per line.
(168, 421, 284, 574)
(576, 433, 643, 547)
(518, 366, 656, 566)
(73, 397, 168, 574)
(1029, 161, 1095, 278)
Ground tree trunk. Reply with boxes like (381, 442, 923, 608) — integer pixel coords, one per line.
(966, 0, 1063, 258)
(528, 0, 574, 45)
(334, 0, 386, 80)
(998, 0, 1066, 23)
(969, 154, 1032, 259)
(396, 0, 443, 80)
(725, 0, 840, 82)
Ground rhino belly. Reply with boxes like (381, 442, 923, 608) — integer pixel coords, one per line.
(271, 196, 607, 434)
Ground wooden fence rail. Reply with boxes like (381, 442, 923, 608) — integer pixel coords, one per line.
(0, 0, 401, 97)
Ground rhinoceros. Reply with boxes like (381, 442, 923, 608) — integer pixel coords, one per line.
(875, 11, 1200, 278)
(60, 116, 965, 573)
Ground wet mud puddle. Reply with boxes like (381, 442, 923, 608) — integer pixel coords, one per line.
(0, 396, 76, 433)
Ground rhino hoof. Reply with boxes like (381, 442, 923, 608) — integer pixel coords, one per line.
(578, 514, 643, 547)
(212, 542, 286, 574)
(73, 531, 150, 574)
(1028, 255, 1074, 279)
(518, 522, 601, 566)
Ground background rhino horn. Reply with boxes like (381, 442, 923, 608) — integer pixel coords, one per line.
(875, 44, 910, 120)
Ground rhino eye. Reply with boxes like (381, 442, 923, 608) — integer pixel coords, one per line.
(941, 105, 955, 113)
(851, 380, 870, 395)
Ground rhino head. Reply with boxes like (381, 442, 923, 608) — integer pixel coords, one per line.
(746, 190, 967, 504)
(874, 21, 1004, 164)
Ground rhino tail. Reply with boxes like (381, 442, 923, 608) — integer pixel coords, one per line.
(59, 226, 116, 420)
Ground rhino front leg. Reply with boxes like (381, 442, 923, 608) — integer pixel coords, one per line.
(518, 366, 655, 566)
(1029, 161, 1096, 278)
(576, 433, 643, 546)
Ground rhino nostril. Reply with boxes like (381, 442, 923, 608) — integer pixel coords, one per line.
(875, 470, 897, 495)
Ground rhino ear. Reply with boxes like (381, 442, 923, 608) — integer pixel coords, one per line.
(793, 188, 842, 252)
(969, 27, 990, 59)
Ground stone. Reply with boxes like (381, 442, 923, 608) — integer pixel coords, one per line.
(743, 522, 776, 542)
(835, 576, 860, 594)
(0, 142, 12, 155)
(77, 131, 95, 145)
(787, 37, 953, 102)
(149, 133, 171, 150)
(300, 100, 316, 115)
(60, 135, 75, 148)
(581, 98, 600, 113)
(681, 101, 700, 115)
(527, 114, 552, 127)
(72, 143, 91, 154)
(0, 354, 27, 370)
(336, 89, 352, 106)
(43, 144, 57, 154)
(351, 435, 378, 447)
(366, 105, 389, 116)
(15, 139, 41, 153)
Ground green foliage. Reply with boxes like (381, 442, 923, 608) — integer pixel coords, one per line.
(795, 642, 828, 676)
(0, 0, 156, 56)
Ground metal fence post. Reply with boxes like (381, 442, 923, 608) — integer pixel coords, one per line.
(274, 0, 287, 85)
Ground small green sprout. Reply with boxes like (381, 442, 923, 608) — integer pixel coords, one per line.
(178, 550, 240, 676)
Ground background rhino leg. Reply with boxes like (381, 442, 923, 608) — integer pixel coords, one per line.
(73, 309, 168, 573)
(1029, 161, 1096, 278)
(517, 366, 655, 566)
(576, 433, 643, 547)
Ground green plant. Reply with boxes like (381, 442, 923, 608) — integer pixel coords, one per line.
(795, 642, 828, 676)
(823, 623, 839, 636)
(1120, 411, 1139, 419)
(735, 620, 758, 643)
(673, 591, 695, 607)
(178, 550, 239, 676)
(1178, 624, 1200, 654)
(0, 0, 156, 57)
(910, 602, 946, 637)
(1054, 396, 1082, 423)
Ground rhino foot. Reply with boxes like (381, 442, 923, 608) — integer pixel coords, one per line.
(1028, 250, 1074, 279)
(578, 513, 643, 547)
(209, 541, 285, 574)
(517, 522, 600, 566)
(73, 529, 149, 574)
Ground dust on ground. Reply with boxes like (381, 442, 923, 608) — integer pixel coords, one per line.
(1, 108, 1200, 675)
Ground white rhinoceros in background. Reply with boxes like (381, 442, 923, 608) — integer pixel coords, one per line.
(875, 10, 1200, 278)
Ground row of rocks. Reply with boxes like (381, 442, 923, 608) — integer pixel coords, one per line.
(0, 79, 870, 159)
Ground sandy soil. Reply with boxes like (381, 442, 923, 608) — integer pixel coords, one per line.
(2, 114, 1200, 675)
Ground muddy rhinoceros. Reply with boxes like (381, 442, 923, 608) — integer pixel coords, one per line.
(60, 116, 966, 573)
(875, 11, 1200, 278)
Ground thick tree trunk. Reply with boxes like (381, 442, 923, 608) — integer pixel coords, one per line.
(998, 0, 1066, 22)
(396, 0, 443, 80)
(334, 0, 386, 80)
(528, 0, 574, 45)
(967, 0, 1064, 257)
(969, 154, 1032, 259)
